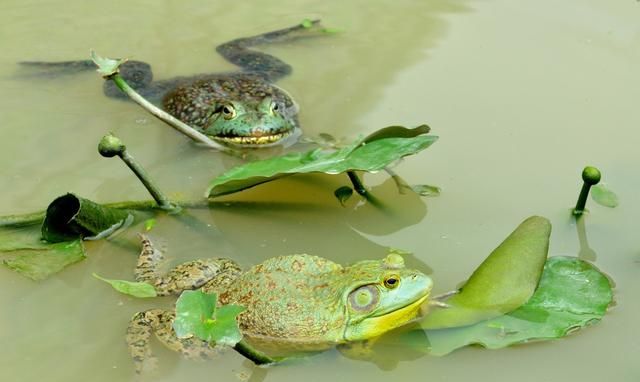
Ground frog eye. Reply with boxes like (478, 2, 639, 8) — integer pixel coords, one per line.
(221, 105, 236, 120)
(348, 285, 380, 312)
(383, 274, 400, 289)
(270, 101, 280, 114)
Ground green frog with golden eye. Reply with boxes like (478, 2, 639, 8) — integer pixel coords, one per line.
(127, 234, 433, 372)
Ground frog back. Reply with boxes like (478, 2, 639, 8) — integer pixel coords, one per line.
(218, 254, 349, 347)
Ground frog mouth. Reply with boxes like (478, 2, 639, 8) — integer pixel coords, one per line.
(212, 130, 294, 146)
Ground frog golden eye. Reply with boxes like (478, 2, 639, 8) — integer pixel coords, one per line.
(383, 274, 400, 289)
(348, 285, 380, 312)
(270, 101, 279, 114)
(221, 105, 236, 120)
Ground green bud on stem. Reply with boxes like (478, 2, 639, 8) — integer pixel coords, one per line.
(573, 166, 601, 216)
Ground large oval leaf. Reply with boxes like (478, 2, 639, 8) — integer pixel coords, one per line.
(422, 216, 551, 329)
(206, 126, 438, 197)
(423, 256, 613, 355)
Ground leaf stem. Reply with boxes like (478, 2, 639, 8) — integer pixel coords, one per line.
(573, 166, 601, 216)
(233, 340, 281, 365)
(98, 134, 177, 212)
(347, 171, 367, 196)
(119, 151, 176, 211)
(109, 74, 232, 152)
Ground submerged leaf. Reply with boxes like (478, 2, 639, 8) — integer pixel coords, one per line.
(206, 126, 437, 197)
(422, 216, 551, 329)
(93, 273, 157, 298)
(173, 290, 245, 347)
(1, 233, 85, 281)
(0, 224, 85, 280)
(42, 193, 132, 243)
(591, 184, 619, 208)
(423, 256, 613, 355)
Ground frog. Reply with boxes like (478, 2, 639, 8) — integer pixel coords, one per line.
(21, 20, 329, 147)
(127, 234, 433, 373)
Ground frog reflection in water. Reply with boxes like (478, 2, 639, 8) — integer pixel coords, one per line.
(25, 21, 329, 147)
(128, 235, 433, 372)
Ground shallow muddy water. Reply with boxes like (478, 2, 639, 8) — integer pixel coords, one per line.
(0, 1, 638, 381)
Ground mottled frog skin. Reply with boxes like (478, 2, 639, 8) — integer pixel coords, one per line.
(22, 21, 328, 147)
(127, 235, 432, 372)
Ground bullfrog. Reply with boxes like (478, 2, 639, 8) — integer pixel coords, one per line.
(22, 20, 329, 147)
(127, 234, 433, 372)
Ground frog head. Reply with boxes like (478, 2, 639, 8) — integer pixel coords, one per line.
(342, 253, 433, 341)
(202, 97, 298, 147)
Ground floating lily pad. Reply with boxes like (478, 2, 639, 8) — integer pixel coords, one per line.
(422, 256, 613, 355)
(206, 125, 437, 197)
(0, 224, 86, 281)
(93, 273, 157, 298)
(422, 216, 551, 329)
(173, 290, 246, 347)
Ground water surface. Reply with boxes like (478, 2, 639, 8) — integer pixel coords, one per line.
(0, 1, 638, 381)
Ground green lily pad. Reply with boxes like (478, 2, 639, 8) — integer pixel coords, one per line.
(591, 184, 619, 208)
(422, 256, 613, 355)
(0, 224, 86, 281)
(93, 273, 157, 298)
(206, 125, 437, 197)
(173, 290, 246, 347)
(422, 216, 551, 329)
(42, 193, 132, 243)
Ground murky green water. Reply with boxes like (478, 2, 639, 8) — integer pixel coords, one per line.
(1, 1, 638, 381)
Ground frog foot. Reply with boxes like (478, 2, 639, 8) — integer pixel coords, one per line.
(127, 309, 220, 373)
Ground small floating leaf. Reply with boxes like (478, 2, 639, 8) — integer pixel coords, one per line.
(206, 125, 437, 197)
(422, 216, 550, 329)
(423, 256, 613, 355)
(591, 184, 619, 208)
(93, 273, 157, 298)
(173, 290, 245, 347)
(144, 218, 157, 232)
(300, 19, 314, 28)
(334, 186, 354, 206)
(411, 184, 441, 197)
(90, 50, 127, 77)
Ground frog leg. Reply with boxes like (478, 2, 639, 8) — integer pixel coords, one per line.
(135, 234, 242, 296)
(216, 19, 327, 82)
(19, 59, 156, 99)
(126, 309, 221, 374)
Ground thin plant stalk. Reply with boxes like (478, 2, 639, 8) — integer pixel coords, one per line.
(573, 166, 601, 216)
(233, 340, 282, 365)
(347, 171, 367, 196)
(109, 73, 231, 152)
